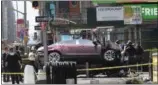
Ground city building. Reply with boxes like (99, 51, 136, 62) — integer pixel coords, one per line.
(38, 1, 94, 44)
(1, 1, 16, 47)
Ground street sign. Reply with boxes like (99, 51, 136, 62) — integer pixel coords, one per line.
(41, 22, 47, 31)
(35, 16, 54, 22)
(34, 26, 41, 30)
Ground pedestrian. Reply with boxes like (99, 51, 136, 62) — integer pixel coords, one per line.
(124, 40, 137, 74)
(15, 46, 23, 82)
(6, 47, 21, 84)
(28, 46, 38, 73)
(135, 42, 144, 72)
(2, 47, 10, 82)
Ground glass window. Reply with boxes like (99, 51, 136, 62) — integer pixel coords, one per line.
(78, 39, 93, 45)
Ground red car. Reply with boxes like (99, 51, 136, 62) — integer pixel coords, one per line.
(37, 39, 124, 76)
(37, 39, 121, 65)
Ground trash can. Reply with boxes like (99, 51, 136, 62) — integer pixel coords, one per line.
(45, 61, 77, 84)
(152, 52, 158, 83)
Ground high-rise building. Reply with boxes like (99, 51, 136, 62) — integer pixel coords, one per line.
(1, 1, 16, 44)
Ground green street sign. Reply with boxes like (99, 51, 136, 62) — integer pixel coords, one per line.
(141, 4, 158, 20)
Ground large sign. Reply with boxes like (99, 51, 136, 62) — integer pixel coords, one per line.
(141, 4, 157, 20)
(96, 7, 124, 21)
(16, 19, 25, 41)
(124, 4, 158, 23)
(124, 5, 142, 24)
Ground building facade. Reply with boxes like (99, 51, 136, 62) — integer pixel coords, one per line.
(1, 1, 16, 44)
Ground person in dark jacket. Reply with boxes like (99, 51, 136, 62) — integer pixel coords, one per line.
(2, 47, 10, 82)
(6, 48, 21, 84)
(135, 42, 144, 72)
(121, 40, 137, 74)
(15, 46, 23, 82)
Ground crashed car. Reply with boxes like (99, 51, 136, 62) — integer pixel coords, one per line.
(37, 39, 122, 76)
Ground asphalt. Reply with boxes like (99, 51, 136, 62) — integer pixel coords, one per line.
(2, 72, 150, 84)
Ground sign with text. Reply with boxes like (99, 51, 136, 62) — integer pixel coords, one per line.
(141, 4, 157, 20)
(124, 5, 142, 24)
(36, 16, 54, 22)
(124, 4, 158, 22)
(41, 22, 47, 31)
(96, 7, 124, 21)
(34, 26, 41, 30)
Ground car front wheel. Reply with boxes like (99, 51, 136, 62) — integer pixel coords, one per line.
(48, 52, 61, 62)
(103, 50, 115, 62)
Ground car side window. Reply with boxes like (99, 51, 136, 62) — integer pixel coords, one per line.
(78, 39, 93, 45)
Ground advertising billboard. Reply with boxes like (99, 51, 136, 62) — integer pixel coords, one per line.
(124, 5, 142, 24)
(96, 7, 124, 21)
(124, 4, 158, 24)
(141, 4, 157, 20)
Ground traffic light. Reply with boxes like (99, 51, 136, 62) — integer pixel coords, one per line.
(32, 1, 39, 9)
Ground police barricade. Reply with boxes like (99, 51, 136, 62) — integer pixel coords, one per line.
(45, 61, 77, 84)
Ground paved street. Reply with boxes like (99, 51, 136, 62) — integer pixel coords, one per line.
(2, 72, 149, 84)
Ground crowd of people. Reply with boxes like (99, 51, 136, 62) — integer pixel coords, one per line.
(115, 40, 144, 75)
(2, 46, 23, 84)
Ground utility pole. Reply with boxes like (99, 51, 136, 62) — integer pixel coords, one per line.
(24, 1, 28, 54)
(40, 1, 48, 65)
(16, 1, 18, 41)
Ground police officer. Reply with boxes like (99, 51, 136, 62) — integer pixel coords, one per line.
(2, 47, 10, 82)
(6, 48, 21, 84)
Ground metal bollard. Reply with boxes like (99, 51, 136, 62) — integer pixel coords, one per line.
(86, 62, 89, 78)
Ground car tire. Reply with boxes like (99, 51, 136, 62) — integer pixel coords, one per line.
(103, 50, 116, 62)
(48, 51, 61, 62)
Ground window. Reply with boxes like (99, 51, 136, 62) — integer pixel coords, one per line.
(78, 39, 93, 45)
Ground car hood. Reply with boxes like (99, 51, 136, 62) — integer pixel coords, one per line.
(37, 44, 58, 52)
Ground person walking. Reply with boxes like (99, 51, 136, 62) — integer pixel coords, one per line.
(28, 46, 38, 73)
(6, 48, 21, 84)
(2, 47, 10, 82)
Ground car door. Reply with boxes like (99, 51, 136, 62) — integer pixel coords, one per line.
(75, 40, 86, 56)
(62, 40, 77, 55)
(78, 39, 101, 56)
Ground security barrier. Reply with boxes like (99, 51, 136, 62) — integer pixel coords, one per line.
(2, 63, 156, 75)
(45, 61, 77, 84)
(1, 62, 158, 83)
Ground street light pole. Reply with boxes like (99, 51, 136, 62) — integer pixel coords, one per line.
(40, 1, 48, 65)
(24, 1, 27, 54)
